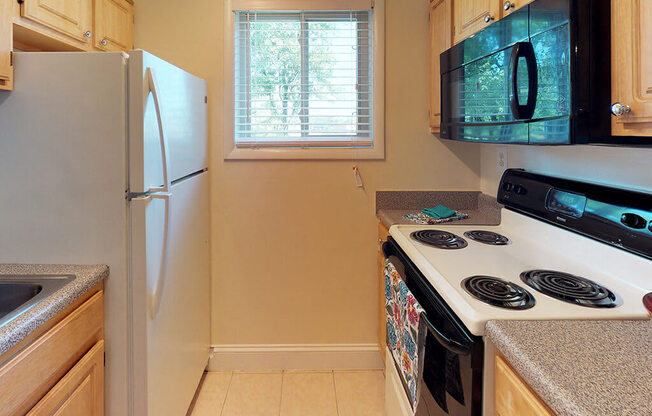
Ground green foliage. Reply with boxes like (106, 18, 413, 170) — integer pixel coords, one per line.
(248, 20, 337, 136)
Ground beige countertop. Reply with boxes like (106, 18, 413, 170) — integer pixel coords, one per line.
(376, 191, 502, 227)
(486, 319, 652, 416)
(0, 264, 108, 356)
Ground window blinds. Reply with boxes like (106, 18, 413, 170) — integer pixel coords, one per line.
(233, 10, 374, 148)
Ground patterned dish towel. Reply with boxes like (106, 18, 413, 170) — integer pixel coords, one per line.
(384, 259, 427, 412)
(402, 212, 469, 225)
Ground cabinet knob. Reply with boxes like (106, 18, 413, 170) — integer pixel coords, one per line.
(484, 14, 495, 23)
(101, 39, 108, 47)
(83, 30, 92, 38)
(610, 102, 631, 117)
(504, 1, 515, 11)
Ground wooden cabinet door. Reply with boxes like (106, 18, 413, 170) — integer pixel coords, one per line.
(453, 0, 500, 44)
(430, 0, 452, 133)
(21, 0, 93, 44)
(611, 0, 652, 136)
(495, 353, 556, 416)
(501, 0, 533, 18)
(27, 341, 104, 416)
(94, 0, 134, 52)
(0, 291, 103, 416)
(0, 0, 12, 91)
(378, 221, 390, 362)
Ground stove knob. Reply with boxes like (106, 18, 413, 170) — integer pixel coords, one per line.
(502, 182, 514, 192)
(514, 185, 527, 195)
(621, 213, 646, 229)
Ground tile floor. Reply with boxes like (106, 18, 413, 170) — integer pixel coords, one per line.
(188, 370, 385, 416)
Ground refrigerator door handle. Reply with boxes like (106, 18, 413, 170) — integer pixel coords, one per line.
(145, 67, 171, 194)
(148, 192, 171, 319)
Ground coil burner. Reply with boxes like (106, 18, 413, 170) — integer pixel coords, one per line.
(521, 270, 618, 308)
(410, 230, 468, 249)
(462, 276, 535, 310)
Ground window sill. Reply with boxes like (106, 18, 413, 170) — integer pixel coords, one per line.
(224, 145, 385, 160)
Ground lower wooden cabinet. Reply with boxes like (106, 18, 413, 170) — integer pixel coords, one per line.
(378, 221, 390, 362)
(495, 353, 556, 416)
(27, 341, 104, 416)
(0, 285, 104, 416)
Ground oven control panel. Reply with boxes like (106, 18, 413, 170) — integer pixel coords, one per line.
(497, 169, 652, 260)
(545, 189, 587, 218)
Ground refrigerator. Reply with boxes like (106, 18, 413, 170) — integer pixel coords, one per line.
(0, 50, 210, 416)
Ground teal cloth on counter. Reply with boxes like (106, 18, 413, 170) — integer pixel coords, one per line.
(422, 205, 456, 219)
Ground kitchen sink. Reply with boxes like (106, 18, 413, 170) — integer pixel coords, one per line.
(0, 275, 76, 328)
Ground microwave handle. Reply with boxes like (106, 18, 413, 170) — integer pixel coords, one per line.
(509, 42, 538, 119)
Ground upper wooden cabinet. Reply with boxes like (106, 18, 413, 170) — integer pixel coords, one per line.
(1, 0, 134, 90)
(94, 0, 134, 51)
(453, 0, 500, 44)
(611, 0, 652, 137)
(0, 0, 12, 91)
(501, 0, 533, 17)
(20, 0, 93, 44)
(429, 0, 452, 133)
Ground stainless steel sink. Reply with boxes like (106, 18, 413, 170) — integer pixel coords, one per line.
(0, 275, 76, 328)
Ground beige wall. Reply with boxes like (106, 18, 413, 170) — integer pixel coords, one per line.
(135, 0, 481, 345)
(481, 145, 652, 197)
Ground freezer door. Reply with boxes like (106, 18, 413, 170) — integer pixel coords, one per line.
(128, 50, 207, 193)
(130, 172, 210, 416)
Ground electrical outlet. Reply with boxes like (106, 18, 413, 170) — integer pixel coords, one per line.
(496, 146, 508, 174)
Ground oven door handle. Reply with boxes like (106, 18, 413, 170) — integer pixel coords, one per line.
(421, 313, 471, 356)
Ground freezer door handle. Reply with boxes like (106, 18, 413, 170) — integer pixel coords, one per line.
(148, 192, 171, 319)
(145, 67, 171, 194)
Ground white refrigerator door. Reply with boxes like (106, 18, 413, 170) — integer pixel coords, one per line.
(128, 50, 207, 193)
(130, 171, 211, 416)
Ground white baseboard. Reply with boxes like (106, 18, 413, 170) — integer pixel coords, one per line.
(207, 344, 384, 372)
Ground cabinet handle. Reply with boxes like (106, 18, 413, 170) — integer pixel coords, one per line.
(101, 39, 108, 47)
(484, 14, 495, 23)
(610, 102, 631, 117)
(504, 1, 515, 11)
(83, 30, 92, 38)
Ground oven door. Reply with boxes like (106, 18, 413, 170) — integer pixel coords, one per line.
(383, 238, 484, 416)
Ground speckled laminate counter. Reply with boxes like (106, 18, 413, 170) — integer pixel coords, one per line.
(0, 264, 108, 356)
(486, 319, 652, 416)
(376, 191, 502, 227)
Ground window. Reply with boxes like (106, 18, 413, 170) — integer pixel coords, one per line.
(224, 0, 384, 159)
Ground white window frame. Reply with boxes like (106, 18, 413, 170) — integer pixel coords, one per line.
(223, 0, 385, 160)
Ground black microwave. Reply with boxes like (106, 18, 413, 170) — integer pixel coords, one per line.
(440, 0, 616, 145)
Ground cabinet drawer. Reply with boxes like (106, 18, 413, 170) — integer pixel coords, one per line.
(21, 0, 93, 44)
(495, 354, 555, 416)
(0, 291, 103, 416)
(27, 340, 104, 416)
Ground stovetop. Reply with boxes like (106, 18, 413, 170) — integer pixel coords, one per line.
(389, 209, 652, 336)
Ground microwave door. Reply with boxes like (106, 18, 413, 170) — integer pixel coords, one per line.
(527, 21, 572, 144)
(441, 47, 529, 144)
